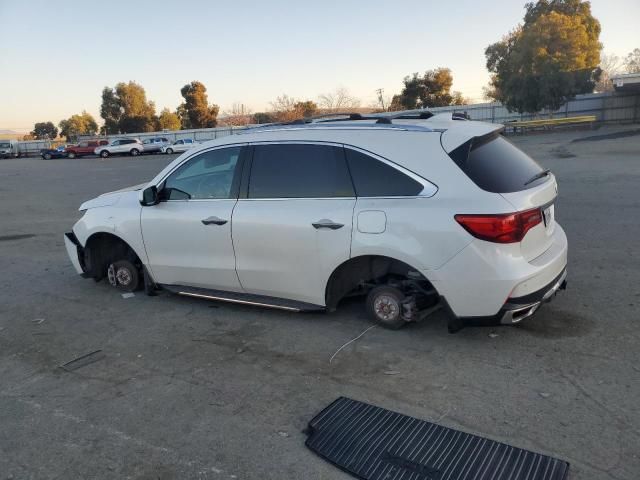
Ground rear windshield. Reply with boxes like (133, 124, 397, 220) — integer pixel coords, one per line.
(449, 134, 546, 193)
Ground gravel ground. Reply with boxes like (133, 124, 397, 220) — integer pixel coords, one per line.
(0, 127, 639, 479)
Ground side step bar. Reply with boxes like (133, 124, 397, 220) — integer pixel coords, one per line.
(161, 284, 325, 312)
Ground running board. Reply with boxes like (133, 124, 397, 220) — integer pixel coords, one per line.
(161, 285, 325, 312)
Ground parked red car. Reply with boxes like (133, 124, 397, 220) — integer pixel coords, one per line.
(65, 140, 109, 158)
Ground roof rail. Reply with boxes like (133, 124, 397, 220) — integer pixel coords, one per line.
(243, 110, 440, 132)
(388, 112, 434, 120)
(236, 122, 438, 135)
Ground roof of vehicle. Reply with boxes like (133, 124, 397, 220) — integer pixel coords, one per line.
(149, 113, 504, 188)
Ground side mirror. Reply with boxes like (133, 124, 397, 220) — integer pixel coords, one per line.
(140, 185, 158, 206)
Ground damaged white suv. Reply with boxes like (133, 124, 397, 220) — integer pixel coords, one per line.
(65, 113, 567, 331)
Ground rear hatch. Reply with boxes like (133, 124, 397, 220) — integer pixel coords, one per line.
(447, 132, 557, 261)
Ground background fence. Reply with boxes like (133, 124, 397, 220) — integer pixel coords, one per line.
(383, 91, 640, 124)
(14, 91, 640, 157)
(77, 126, 243, 144)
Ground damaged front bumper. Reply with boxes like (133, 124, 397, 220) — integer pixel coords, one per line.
(64, 231, 86, 275)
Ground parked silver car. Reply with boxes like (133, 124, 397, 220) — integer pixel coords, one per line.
(142, 137, 170, 154)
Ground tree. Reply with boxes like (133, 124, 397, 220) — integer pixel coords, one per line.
(58, 111, 98, 141)
(31, 121, 58, 140)
(269, 94, 318, 121)
(624, 48, 640, 73)
(451, 91, 470, 105)
(115, 81, 157, 132)
(253, 112, 276, 124)
(100, 82, 157, 134)
(180, 81, 219, 128)
(158, 108, 181, 131)
(485, 0, 602, 113)
(317, 87, 361, 111)
(595, 52, 622, 92)
(100, 87, 121, 135)
(220, 103, 254, 126)
(394, 68, 459, 109)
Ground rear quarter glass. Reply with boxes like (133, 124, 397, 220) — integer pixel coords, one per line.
(449, 134, 546, 193)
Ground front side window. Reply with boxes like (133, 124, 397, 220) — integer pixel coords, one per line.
(248, 144, 354, 199)
(79, 142, 88, 147)
(345, 148, 423, 197)
(111, 140, 121, 146)
(162, 147, 242, 200)
(176, 140, 184, 145)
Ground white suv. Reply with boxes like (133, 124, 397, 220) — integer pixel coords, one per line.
(161, 138, 198, 154)
(65, 113, 567, 331)
(94, 138, 144, 158)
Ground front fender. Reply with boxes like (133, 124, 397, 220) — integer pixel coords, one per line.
(73, 191, 148, 265)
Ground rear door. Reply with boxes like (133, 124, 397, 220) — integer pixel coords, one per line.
(232, 143, 355, 306)
(141, 145, 246, 291)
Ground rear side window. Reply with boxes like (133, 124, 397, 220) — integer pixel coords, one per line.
(345, 149, 423, 197)
(249, 144, 354, 198)
(449, 135, 545, 193)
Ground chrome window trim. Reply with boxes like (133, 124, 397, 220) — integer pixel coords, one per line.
(246, 140, 438, 200)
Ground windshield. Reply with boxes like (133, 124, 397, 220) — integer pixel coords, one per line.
(0, 142, 10, 148)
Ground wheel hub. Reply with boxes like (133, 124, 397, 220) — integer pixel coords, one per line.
(116, 267, 132, 286)
(373, 295, 400, 322)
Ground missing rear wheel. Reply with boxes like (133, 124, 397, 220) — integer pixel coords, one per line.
(366, 285, 406, 330)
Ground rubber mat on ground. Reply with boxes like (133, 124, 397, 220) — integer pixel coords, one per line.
(305, 397, 569, 480)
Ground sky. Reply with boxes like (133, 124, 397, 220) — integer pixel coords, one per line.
(0, 0, 637, 132)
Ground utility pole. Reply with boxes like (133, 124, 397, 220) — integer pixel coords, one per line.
(376, 88, 386, 111)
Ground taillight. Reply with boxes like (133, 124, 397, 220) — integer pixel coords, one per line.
(455, 208, 542, 243)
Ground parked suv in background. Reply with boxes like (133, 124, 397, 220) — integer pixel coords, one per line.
(65, 140, 108, 158)
(142, 137, 170, 154)
(94, 138, 143, 158)
(161, 138, 198, 154)
(65, 113, 567, 332)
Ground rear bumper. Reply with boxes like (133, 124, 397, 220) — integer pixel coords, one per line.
(443, 269, 567, 331)
(497, 268, 567, 324)
(429, 223, 568, 325)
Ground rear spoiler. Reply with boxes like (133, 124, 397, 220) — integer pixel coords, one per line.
(440, 121, 504, 153)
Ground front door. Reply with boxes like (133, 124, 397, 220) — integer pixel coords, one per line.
(141, 145, 245, 291)
(232, 143, 355, 306)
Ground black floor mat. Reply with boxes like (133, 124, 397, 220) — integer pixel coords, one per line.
(306, 397, 569, 480)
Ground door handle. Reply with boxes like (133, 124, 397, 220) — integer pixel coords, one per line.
(201, 216, 228, 226)
(312, 219, 344, 230)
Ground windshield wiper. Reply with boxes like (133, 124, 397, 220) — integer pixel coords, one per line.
(524, 169, 551, 186)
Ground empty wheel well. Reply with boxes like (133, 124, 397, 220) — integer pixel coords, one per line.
(325, 255, 434, 311)
(83, 233, 141, 281)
